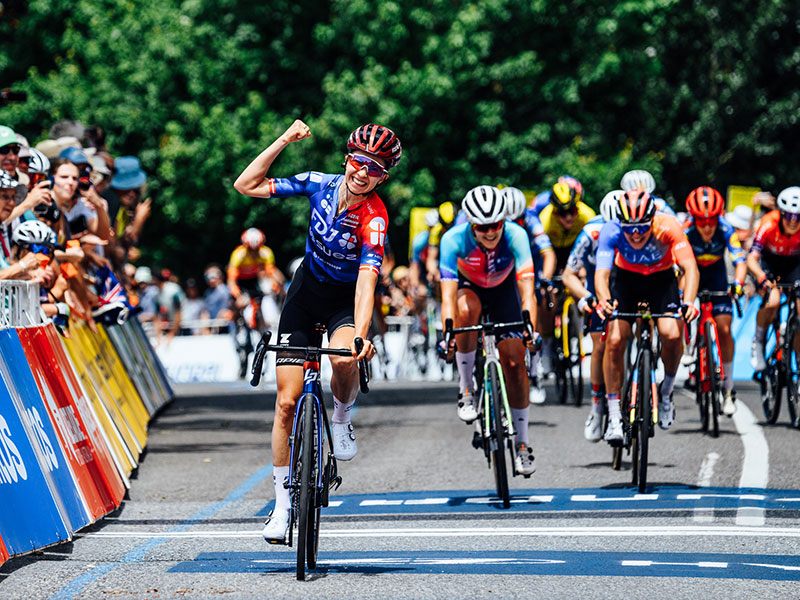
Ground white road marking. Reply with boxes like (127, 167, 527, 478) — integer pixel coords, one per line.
(85, 525, 800, 539)
(360, 499, 404, 506)
(694, 452, 720, 523)
(622, 560, 728, 568)
(571, 494, 659, 502)
(403, 498, 450, 505)
(731, 401, 769, 526)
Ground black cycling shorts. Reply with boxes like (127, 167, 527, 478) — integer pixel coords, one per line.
(276, 262, 356, 366)
(458, 272, 524, 340)
(610, 267, 681, 323)
(760, 252, 800, 284)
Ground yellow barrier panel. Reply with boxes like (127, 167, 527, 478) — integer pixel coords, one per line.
(727, 185, 760, 211)
(71, 324, 148, 451)
(96, 324, 151, 429)
(408, 206, 433, 261)
(61, 332, 138, 476)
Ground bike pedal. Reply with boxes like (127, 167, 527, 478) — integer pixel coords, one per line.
(266, 537, 289, 546)
(471, 431, 482, 449)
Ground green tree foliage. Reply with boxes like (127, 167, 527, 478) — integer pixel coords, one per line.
(1, 0, 798, 274)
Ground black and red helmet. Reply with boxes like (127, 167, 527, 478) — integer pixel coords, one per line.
(618, 190, 657, 224)
(686, 186, 725, 218)
(346, 124, 402, 169)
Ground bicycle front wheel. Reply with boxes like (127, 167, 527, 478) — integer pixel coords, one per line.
(634, 350, 652, 493)
(785, 333, 799, 427)
(566, 302, 584, 406)
(488, 363, 510, 508)
(761, 354, 782, 424)
(705, 322, 720, 438)
(296, 395, 319, 580)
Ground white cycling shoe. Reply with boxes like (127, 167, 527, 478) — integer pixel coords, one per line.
(603, 417, 624, 445)
(723, 389, 737, 417)
(514, 442, 536, 476)
(584, 410, 603, 442)
(528, 378, 546, 405)
(262, 507, 290, 544)
(332, 422, 357, 461)
(750, 340, 767, 371)
(457, 394, 479, 423)
(659, 394, 675, 430)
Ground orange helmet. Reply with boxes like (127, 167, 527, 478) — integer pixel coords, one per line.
(686, 186, 724, 218)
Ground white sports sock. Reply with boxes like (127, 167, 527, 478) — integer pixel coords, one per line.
(332, 394, 354, 424)
(511, 406, 529, 446)
(607, 394, 621, 420)
(456, 350, 476, 394)
(272, 465, 291, 511)
(528, 349, 540, 379)
(723, 361, 734, 391)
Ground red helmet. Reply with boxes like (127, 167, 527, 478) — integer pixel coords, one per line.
(241, 227, 265, 250)
(347, 124, 402, 169)
(618, 190, 656, 224)
(686, 186, 724, 218)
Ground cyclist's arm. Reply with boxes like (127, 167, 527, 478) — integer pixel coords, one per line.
(440, 279, 458, 328)
(595, 268, 612, 307)
(562, 266, 589, 303)
(226, 264, 242, 298)
(353, 268, 378, 360)
(676, 254, 699, 306)
(541, 248, 556, 281)
(516, 277, 537, 330)
(426, 245, 440, 282)
(746, 247, 768, 285)
(233, 119, 311, 197)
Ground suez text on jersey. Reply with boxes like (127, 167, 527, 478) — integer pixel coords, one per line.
(309, 208, 386, 262)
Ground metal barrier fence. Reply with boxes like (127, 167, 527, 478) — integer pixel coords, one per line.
(0, 280, 43, 327)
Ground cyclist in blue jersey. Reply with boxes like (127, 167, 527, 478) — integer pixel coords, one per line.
(408, 209, 437, 292)
(562, 190, 622, 441)
(439, 186, 538, 475)
(234, 119, 402, 543)
(683, 186, 747, 416)
(505, 186, 555, 404)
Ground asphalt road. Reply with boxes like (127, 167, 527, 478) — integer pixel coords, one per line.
(2, 376, 799, 599)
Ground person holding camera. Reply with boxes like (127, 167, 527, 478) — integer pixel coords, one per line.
(50, 153, 111, 242)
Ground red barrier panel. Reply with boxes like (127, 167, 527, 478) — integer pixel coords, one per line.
(40, 324, 127, 503)
(1, 535, 9, 566)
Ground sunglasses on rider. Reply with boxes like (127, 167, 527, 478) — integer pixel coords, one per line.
(29, 243, 52, 255)
(0, 144, 21, 155)
(694, 216, 718, 228)
(472, 221, 504, 233)
(346, 154, 387, 177)
(555, 206, 578, 217)
(621, 222, 652, 236)
(781, 211, 800, 224)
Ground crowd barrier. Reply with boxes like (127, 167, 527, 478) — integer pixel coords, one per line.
(0, 281, 173, 567)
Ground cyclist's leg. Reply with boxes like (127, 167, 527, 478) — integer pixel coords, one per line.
(585, 328, 606, 441)
(603, 317, 632, 431)
(453, 282, 482, 421)
(327, 315, 360, 461)
(498, 337, 535, 474)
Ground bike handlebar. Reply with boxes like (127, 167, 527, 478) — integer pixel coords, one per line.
(249, 332, 370, 393)
(697, 289, 743, 319)
(442, 310, 536, 363)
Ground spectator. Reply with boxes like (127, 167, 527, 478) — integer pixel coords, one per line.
(50, 156, 111, 242)
(0, 171, 39, 276)
(153, 268, 185, 344)
(89, 155, 113, 195)
(202, 264, 231, 320)
(105, 156, 150, 250)
(182, 278, 205, 333)
(15, 134, 31, 179)
(726, 205, 755, 249)
(135, 266, 158, 321)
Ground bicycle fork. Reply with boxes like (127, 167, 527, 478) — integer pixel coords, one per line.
(628, 356, 659, 427)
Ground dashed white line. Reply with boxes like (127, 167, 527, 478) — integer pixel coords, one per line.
(732, 401, 769, 526)
(694, 452, 720, 523)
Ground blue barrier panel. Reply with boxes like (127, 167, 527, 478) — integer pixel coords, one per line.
(732, 295, 759, 380)
(0, 329, 90, 536)
(0, 341, 71, 555)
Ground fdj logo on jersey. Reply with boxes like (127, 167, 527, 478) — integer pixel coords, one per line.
(310, 208, 358, 261)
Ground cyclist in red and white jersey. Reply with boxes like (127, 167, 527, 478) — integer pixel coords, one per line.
(234, 119, 402, 543)
(747, 186, 800, 371)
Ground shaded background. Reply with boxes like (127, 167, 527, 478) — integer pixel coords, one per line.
(2, 0, 798, 277)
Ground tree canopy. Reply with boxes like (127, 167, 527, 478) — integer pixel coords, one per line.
(2, 0, 798, 274)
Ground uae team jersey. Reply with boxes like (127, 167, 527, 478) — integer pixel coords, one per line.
(439, 221, 535, 288)
(264, 172, 388, 284)
(683, 215, 746, 268)
(596, 213, 694, 275)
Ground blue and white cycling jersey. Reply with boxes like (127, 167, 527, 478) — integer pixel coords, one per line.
(264, 172, 388, 284)
(565, 215, 604, 294)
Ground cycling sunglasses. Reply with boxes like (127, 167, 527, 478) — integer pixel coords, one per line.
(472, 221, 504, 233)
(346, 154, 387, 177)
(694, 216, 718, 228)
(621, 222, 652, 236)
(0, 144, 21, 155)
(780, 211, 800, 224)
(29, 243, 52, 255)
(555, 206, 578, 217)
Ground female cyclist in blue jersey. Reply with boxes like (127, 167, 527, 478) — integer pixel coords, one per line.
(234, 119, 402, 543)
(439, 185, 539, 475)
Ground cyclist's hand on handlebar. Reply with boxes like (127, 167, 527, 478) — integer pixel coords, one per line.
(577, 294, 597, 315)
(351, 338, 375, 361)
(437, 338, 456, 362)
(682, 303, 700, 323)
(730, 281, 744, 298)
(758, 273, 775, 291)
(598, 298, 617, 319)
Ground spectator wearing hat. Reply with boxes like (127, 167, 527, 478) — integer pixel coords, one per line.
(0, 125, 22, 180)
(0, 171, 39, 274)
(50, 156, 112, 242)
(15, 134, 31, 180)
(89, 155, 113, 194)
(725, 205, 755, 249)
(105, 156, 151, 248)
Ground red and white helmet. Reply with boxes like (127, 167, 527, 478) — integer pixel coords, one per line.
(241, 227, 265, 250)
(686, 186, 725, 218)
(347, 124, 402, 169)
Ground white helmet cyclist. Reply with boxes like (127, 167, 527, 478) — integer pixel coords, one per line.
(776, 186, 800, 214)
(12, 219, 57, 247)
(600, 190, 623, 222)
(27, 148, 51, 175)
(461, 185, 505, 225)
(501, 187, 527, 221)
(424, 208, 439, 228)
(620, 169, 656, 194)
(241, 227, 265, 250)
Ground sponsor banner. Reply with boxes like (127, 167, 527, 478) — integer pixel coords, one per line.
(71, 324, 147, 452)
(61, 327, 140, 474)
(105, 324, 159, 415)
(154, 333, 244, 382)
(129, 318, 174, 403)
(0, 329, 88, 539)
(40, 324, 128, 501)
(19, 327, 123, 518)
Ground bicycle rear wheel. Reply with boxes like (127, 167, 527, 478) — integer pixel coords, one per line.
(488, 362, 510, 508)
(761, 353, 782, 424)
(705, 322, 720, 438)
(785, 333, 799, 427)
(634, 350, 651, 493)
(566, 303, 584, 406)
(296, 395, 319, 580)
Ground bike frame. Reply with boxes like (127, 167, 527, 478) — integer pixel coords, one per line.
(480, 326, 516, 448)
(627, 319, 660, 429)
(695, 298, 724, 395)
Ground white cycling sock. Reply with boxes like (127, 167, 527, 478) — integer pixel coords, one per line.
(528, 349, 540, 379)
(456, 350, 476, 395)
(272, 465, 291, 512)
(607, 393, 621, 420)
(723, 361, 734, 391)
(511, 406, 529, 446)
(660, 372, 677, 399)
(332, 394, 354, 424)
(755, 326, 767, 343)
